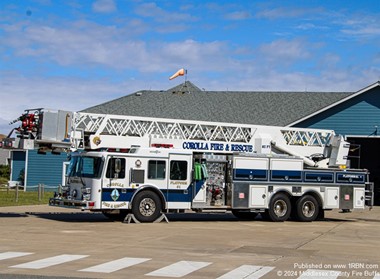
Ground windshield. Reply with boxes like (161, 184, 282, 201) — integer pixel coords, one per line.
(67, 155, 103, 179)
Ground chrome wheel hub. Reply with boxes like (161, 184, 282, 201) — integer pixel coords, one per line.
(274, 200, 287, 217)
(139, 198, 156, 217)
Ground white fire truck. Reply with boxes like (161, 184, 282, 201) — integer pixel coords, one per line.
(5, 109, 374, 222)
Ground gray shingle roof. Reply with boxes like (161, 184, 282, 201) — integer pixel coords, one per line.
(83, 81, 353, 126)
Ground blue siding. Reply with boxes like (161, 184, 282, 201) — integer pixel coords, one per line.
(295, 86, 380, 136)
(26, 150, 68, 188)
(11, 151, 26, 182)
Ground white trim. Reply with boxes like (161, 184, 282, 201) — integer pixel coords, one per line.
(24, 150, 28, 191)
(62, 162, 69, 186)
(287, 81, 380, 127)
(166, 201, 191, 209)
(10, 151, 14, 184)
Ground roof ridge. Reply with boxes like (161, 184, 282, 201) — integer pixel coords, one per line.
(167, 80, 202, 94)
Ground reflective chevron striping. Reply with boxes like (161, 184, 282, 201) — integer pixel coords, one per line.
(79, 257, 151, 273)
(146, 261, 212, 277)
(0, 252, 33, 261)
(297, 269, 341, 279)
(217, 265, 275, 279)
(10, 254, 89, 269)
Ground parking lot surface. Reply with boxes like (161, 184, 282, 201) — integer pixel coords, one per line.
(0, 205, 380, 279)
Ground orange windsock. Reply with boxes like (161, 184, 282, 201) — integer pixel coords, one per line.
(169, 68, 186, 80)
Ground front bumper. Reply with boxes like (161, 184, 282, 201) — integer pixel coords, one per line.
(49, 197, 88, 209)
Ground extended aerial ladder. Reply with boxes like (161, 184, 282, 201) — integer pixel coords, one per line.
(70, 112, 348, 168)
(4, 109, 349, 169)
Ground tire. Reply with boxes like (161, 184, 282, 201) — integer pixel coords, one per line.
(132, 191, 162, 222)
(232, 210, 258, 220)
(267, 193, 291, 222)
(295, 195, 320, 222)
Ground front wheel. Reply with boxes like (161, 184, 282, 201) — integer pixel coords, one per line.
(267, 193, 291, 222)
(295, 195, 319, 222)
(132, 191, 162, 222)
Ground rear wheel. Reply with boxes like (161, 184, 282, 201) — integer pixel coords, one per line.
(132, 191, 162, 222)
(267, 193, 291, 222)
(295, 195, 319, 222)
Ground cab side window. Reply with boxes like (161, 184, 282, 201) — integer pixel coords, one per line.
(106, 158, 126, 179)
(170, 160, 187, 180)
(148, 160, 166, 179)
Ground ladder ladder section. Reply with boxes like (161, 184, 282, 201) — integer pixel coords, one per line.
(281, 129, 333, 147)
(71, 113, 256, 148)
(71, 112, 335, 152)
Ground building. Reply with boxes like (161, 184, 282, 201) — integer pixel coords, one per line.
(0, 135, 10, 165)
(9, 149, 67, 190)
(7, 81, 380, 203)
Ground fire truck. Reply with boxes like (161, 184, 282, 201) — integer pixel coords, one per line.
(5, 109, 374, 222)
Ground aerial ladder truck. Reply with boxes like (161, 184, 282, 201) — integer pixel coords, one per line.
(4, 109, 374, 222)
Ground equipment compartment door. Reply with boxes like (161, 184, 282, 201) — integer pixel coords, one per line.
(325, 187, 339, 208)
(249, 186, 267, 208)
(354, 188, 365, 209)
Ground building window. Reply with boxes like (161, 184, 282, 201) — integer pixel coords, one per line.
(148, 160, 166, 179)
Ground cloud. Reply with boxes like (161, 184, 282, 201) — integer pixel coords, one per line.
(1, 20, 235, 73)
(134, 2, 197, 23)
(296, 23, 328, 30)
(256, 7, 324, 20)
(92, 0, 116, 13)
(327, 11, 380, 39)
(2, 20, 146, 68)
(258, 39, 311, 64)
(224, 11, 251, 20)
(0, 74, 127, 123)
(341, 25, 380, 37)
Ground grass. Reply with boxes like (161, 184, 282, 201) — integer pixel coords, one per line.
(0, 187, 52, 207)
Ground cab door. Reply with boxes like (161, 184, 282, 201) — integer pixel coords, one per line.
(101, 156, 129, 209)
(167, 154, 192, 209)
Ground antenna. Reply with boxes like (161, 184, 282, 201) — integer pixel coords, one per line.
(178, 69, 190, 94)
